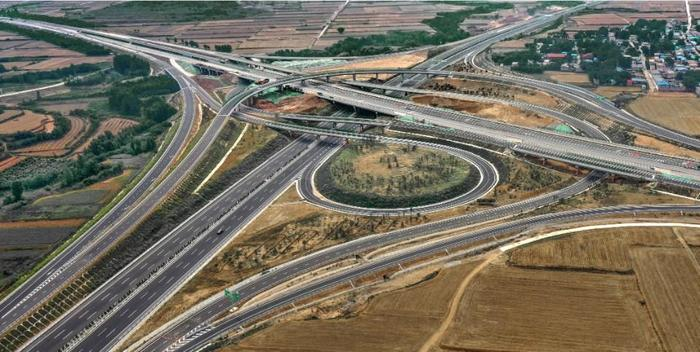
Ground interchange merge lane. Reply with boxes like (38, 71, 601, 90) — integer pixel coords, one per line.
(0, 65, 197, 335)
(295, 137, 499, 216)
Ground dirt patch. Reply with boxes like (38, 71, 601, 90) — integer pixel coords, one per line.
(228, 261, 481, 352)
(15, 117, 86, 157)
(633, 133, 700, 160)
(628, 95, 700, 136)
(545, 71, 591, 85)
(630, 247, 700, 351)
(318, 51, 429, 81)
(74, 117, 138, 154)
(411, 94, 557, 128)
(424, 78, 562, 108)
(0, 110, 53, 134)
(440, 259, 661, 352)
(255, 94, 329, 114)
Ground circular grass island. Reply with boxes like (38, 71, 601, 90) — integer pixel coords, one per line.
(314, 143, 479, 209)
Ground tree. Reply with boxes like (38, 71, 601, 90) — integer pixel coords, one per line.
(337, 27, 345, 34)
(681, 70, 700, 91)
(214, 44, 232, 53)
(141, 97, 176, 122)
(113, 54, 150, 76)
(0, 64, 5, 73)
(11, 181, 23, 202)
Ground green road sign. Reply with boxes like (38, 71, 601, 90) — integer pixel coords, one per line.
(224, 289, 241, 303)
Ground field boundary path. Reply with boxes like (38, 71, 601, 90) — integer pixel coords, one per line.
(417, 252, 499, 352)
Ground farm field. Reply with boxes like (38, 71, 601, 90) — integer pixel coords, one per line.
(0, 110, 54, 134)
(439, 261, 660, 352)
(630, 247, 700, 351)
(594, 85, 643, 99)
(628, 95, 700, 136)
(225, 261, 482, 352)
(0, 31, 111, 75)
(0, 218, 86, 291)
(632, 133, 700, 161)
(226, 226, 700, 352)
(74, 117, 138, 154)
(15, 116, 86, 157)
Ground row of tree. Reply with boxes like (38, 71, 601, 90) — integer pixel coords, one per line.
(0, 63, 101, 84)
(0, 22, 109, 56)
(0, 8, 97, 28)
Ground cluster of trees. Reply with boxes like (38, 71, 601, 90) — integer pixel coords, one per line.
(0, 64, 6, 73)
(679, 70, 700, 91)
(214, 44, 232, 53)
(0, 63, 101, 85)
(113, 54, 150, 76)
(273, 2, 512, 57)
(107, 75, 179, 118)
(423, 2, 512, 44)
(577, 33, 631, 85)
(0, 22, 109, 56)
(3, 113, 71, 149)
(0, 8, 97, 28)
(493, 50, 543, 73)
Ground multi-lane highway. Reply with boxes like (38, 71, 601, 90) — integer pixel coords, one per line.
(0, 61, 199, 335)
(5, 2, 700, 350)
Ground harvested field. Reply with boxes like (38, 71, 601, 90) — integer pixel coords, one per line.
(0, 110, 53, 134)
(0, 156, 25, 172)
(440, 261, 660, 352)
(594, 85, 643, 99)
(227, 261, 481, 352)
(411, 94, 557, 128)
(544, 71, 591, 85)
(630, 247, 700, 351)
(37, 100, 96, 115)
(21, 56, 111, 71)
(74, 117, 138, 154)
(628, 95, 700, 136)
(633, 133, 700, 160)
(15, 117, 86, 157)
(508, 227, 680, 272)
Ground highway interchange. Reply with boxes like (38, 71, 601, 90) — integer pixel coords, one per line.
(2, 3, 700, 351)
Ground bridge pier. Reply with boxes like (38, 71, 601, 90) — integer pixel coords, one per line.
(374, 73, 379, 80)
(400, 73, 405, 81)
(325, 76, 330, 83)
(352, 73, 356, 81)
